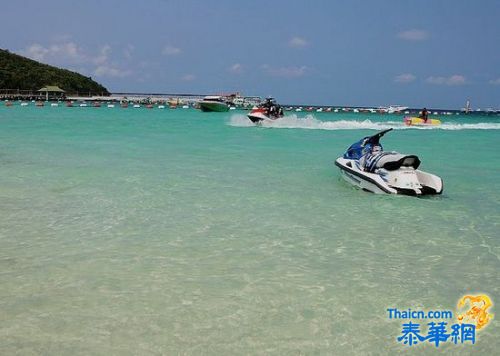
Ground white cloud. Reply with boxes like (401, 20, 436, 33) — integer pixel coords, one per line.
(489, 78, 500, 85)
(162, 45, 182, 56)
(49, 42, 82, 60)
(262, 64, 308, 78)
(397, 29, 428, 41)
(394, 73, 416, 83)
(228, 63, 243, 74)
(23, 41, 87, 63)
(22, 41, 134, 80)
(93, 45, 111, 65)
(426, 75, 466, 86)
(23, 43, 49, 62)
(182, 74, 196, 81)
(93, 65, 132, 78)
(288, 36, 308, 49)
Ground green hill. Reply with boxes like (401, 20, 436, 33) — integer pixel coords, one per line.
(0, 48, 109, 95)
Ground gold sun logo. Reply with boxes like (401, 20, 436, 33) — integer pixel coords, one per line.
(457, 295, 493, 330)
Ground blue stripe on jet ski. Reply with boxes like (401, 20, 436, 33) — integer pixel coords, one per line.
(365, 152, 392, 172)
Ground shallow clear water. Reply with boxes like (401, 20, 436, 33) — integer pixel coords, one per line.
(0, 105, 499, 354)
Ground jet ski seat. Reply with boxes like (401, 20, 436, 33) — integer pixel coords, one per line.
(379, 154, 420, 170)
(361, 152, 421, 172)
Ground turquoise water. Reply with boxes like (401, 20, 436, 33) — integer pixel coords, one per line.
(0, 105, 499, 354)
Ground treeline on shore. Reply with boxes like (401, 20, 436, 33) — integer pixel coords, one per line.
(0, 48, 109, 95)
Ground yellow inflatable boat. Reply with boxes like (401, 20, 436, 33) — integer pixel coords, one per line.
(404, 116, 441, 126)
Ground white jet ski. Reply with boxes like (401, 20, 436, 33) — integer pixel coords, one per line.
(335, 129, 443, 195)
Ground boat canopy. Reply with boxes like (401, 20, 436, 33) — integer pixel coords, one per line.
(203, 96, 224, 101)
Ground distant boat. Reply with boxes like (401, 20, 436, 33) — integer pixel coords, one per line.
(230, 95, 245, 108)
(199, 96, 230, 112)
(386, 105, 408, 114)
(461, 99, 472, 114)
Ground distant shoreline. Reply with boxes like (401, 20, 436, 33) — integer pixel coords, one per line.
(1, 89, 498, 114)
(2, 98, 499, 115)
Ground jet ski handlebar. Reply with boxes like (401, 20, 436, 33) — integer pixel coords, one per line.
(364, 128, 393, 146)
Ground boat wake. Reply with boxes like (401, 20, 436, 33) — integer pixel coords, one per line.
(228, 114, 500, 131)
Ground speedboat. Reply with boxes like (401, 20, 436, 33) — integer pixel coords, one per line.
(380, 105, 409, 114)
(335, 129, 443, 195)
(247, 97, 284, 123)
(199, 96, 230, 112)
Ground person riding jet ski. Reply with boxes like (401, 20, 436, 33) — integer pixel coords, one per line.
(247, 97, 284, 123)
(262, 97, 283, 118)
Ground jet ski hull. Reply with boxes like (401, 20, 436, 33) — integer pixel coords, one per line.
(335, 157, 443, 196)
(247, 112, 268, 123)
(247, 111, 282, 124)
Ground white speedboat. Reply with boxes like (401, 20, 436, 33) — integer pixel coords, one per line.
(384, 105, 408, 114)
(335, 129, 443, 195)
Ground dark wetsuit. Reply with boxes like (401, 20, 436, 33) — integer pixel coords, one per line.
(420, 109, 428, 122)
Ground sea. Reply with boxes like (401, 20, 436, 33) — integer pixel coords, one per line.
(0, 104, 499, 354)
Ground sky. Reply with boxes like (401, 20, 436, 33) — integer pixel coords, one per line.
(1, 0, 499, 109)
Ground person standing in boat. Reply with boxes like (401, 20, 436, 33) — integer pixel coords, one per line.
(419, 108, 429, 122)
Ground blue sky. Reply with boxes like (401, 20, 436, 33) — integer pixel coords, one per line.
(2, 0, 499, 108)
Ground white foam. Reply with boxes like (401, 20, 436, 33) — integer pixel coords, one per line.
(433, 122, 500, 130)
(228, 114, 255, 127)
(228, 114, 500, 131)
